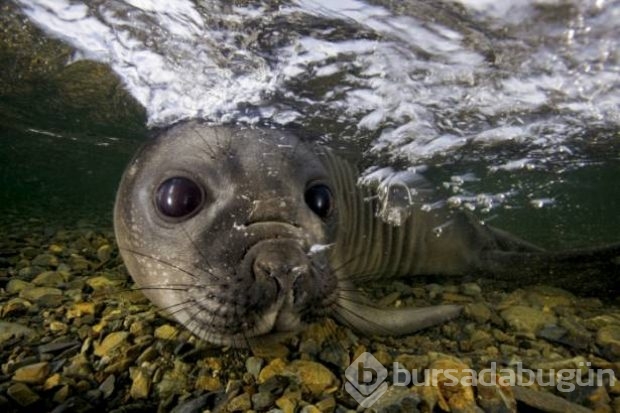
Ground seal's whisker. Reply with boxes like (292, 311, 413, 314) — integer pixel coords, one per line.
(336, 267, 384, 284)
(117, 246, 225, 283)
(328, 256, 357, 274)
(240, 332, 253, 351)
(158, 298, 201, 316)
(231, 338, 251, 367)
(194, 128, 219, 160)
(118, 246, 201, 279)
(178, 301, 209, 341)
(180, 224, 216, 273)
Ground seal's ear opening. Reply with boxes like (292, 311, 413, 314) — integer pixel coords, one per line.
(304, 183, 333, 219)
(154, 176, 205, 220)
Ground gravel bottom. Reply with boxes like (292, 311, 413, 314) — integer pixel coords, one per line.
(1, 218, 619, 413)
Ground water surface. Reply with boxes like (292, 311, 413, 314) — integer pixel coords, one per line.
(3, 0, 620, 249)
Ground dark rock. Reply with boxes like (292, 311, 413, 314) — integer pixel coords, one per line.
(252, 390, 276, 410)
(170, 392, 223, 413)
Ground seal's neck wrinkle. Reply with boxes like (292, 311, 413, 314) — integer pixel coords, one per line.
(322, 151, 475, 280)
(322, 151, 402, 279)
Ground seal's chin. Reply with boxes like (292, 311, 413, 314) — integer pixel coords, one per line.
(184, 293, 306, 346)
(251, 287, 303, 336)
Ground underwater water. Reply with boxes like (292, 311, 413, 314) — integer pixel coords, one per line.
(2, 0, 619, 248)
(1, 2, 620, 412)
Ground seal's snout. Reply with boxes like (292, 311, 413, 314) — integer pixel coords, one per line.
(250, 243, 308, 299)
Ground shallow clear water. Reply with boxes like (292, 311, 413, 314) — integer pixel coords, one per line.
(3, 0, 620, 249)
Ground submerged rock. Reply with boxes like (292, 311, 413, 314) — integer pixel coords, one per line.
(12, 361, 50, 385)
(596, 325, 620, 359)
(500, 305, 557, 334)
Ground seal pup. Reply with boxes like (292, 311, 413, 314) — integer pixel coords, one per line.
(114, 122, 619, 346)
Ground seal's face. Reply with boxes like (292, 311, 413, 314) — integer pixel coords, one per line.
(114, 123, 339, 345)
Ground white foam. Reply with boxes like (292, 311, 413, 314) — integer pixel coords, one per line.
(14, 0, 620, 171)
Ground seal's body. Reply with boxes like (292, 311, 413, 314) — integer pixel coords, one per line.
(114, 122, 619, 346)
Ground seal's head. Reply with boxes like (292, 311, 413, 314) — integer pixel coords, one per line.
(114, 122, 338, 345)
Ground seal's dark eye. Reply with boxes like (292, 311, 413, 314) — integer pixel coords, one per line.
(155, 177, 203, 219)
(304, 184, 333, 218)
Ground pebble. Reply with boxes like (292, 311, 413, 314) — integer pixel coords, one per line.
(43, 373, 62, 391)
(154, 324, 179, 340)
(48, 244, 64, 254)
(286, 360, 339, 398)
(31, 253, 59, 267)
(227, 393, 252, 412)
(0, 321, 36, 344)
(32, 270, 69, 286)
(21, 247, 38, 260)
(500, 305, 557, 334)
(49, 321, 69, 334)
(12, 361, 50, 384)
(584, 315, 620, 330)
(275, 400, 295, 413)
(129, 367, 151, 399)
(0, 221, 618, 412)
(1, 297, 32, 316)
(299, 405, 321, 413)
(52, 385, 70, 404)
(314, 396, 336, 412)
(424, 355, 477, 412)
(170, 393, 215, 413)
(156, 360, 190, 399)
(6, 279, 32, 294)
(66, 302, 96, 319)
(469, 329, 494, 349)
(525, 286, 575, 309)
(252, 391, 277, 410)
(19, 286, 63, 301)
(246, 356, 264, 379)
(461, 282, 482, 296)
(476, 370, 517, 412)
(97, 244, 112, 263)
(38, 293, 65, 307)
(99, 375, 116, 399)
(252, 342, 290, 359)
(276, 390, 301, 413)
(596, 325, 620, 358)
(513, 385, 593, 413)
(365, 386, 416, 412)
(37, 340, 81, 354)
(319, 345, 350, 370)
(258, 375, 290, 396)
(195, 375, 222, 392)
(18, 266, 42, 278)
(94, 332, 130, 357)
(86, 275, 120, 290)
(7, 383, 40, 407)
(464, 302, 492, 323)
(258, 358, 287, 384)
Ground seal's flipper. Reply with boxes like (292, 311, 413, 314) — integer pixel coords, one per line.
(333, 291, 462, 336)
(478, 243, 620, 295)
